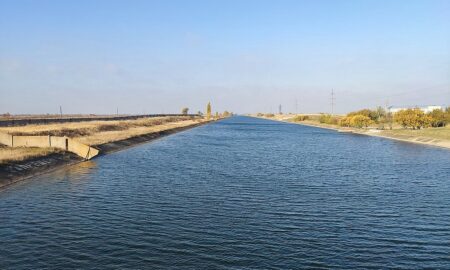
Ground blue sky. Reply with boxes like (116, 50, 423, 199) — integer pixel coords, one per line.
(0, 0, 449, 114)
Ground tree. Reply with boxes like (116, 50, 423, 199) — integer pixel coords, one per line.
(394, 108, 431, 129)
(181, 107, 189, 115)
(197, 111, 203, 116)
(348, 108, 381, 122)
(446, 107, 450, 123)
(428, 109, 447, 127)
(339, 116, 352, 127)
(206, 102, 211, 120)
(350, 115, 373, 128)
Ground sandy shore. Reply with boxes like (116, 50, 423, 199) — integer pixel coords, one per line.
(0, 120, 212, 189)
(254, 116, 450, 150)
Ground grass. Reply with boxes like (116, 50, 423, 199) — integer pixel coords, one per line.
(0, 146, 57, 164)
(74, 119, 202, 145)
(380, 126, 450, 141)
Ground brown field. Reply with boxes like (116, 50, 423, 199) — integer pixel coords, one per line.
(0, 116, 205, 164)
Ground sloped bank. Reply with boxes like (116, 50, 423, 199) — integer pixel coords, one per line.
(0, 121, 210, 189)
(253, 116, 450, 150)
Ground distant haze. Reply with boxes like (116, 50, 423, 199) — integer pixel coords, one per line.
(0, 0, 449, 114)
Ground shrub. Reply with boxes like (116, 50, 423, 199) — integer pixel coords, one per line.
(292, 115, 309, 122)
(265, 113, 275, 117)
(394, 108, 431, 129)
(350, 115, 373, 128)
(319, 114, 338, 125)
(427, 109, 447, 127)
(347, 108, 385, 123)
(339, 116, 352, 127)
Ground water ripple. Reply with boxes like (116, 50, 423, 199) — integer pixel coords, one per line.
(1, 116, 450, 269)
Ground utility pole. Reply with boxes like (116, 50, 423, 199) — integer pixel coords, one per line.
(331, 89, 336, 116)
(59, 105, 63, 118)
(116, 107, 119, 116)
(278, 104, 282, 115)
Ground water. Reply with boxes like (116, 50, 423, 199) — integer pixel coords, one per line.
(1, 116, 450, 269)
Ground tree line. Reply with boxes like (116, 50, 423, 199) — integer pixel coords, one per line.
(337, 107, 450, 129)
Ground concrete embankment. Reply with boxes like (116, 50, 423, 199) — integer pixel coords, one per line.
(0, 120, 209, 189)
(0, 133, 99, 159)
(254, 116, 450, 150)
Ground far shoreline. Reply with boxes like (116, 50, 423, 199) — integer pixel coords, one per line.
(251, 115, 450, 151)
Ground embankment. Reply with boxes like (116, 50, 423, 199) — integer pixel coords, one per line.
(0, 121, 209, 189)
(254, 116, 450, 150)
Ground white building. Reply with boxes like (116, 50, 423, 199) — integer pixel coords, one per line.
(389, 105, 443, 114)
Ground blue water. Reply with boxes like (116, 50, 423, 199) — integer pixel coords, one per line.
(1, 116, 450, 269)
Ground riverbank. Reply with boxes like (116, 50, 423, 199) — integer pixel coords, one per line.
(252, 115, 450, 150)
(0, 118, 214, 189)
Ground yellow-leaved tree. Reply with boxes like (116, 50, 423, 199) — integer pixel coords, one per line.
(206, 102, 212, 120)
(394, 108, 431, 129)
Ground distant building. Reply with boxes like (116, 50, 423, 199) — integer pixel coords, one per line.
(389, 105, 443, 114)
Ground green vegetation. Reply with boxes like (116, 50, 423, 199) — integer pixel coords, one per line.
(181, 107, 189, 115)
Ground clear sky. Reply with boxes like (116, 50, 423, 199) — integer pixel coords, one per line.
(0, 0, 449, 114)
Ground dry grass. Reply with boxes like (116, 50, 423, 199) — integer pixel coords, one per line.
(0, 146, 57, 164)
(380, 126, 450, 141)
(75, 119, 202, 145)
(0, 116, 203, 164)
(0, 116, 206, 163)
(0, 116, 196, 137)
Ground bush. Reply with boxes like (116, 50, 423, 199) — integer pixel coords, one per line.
(339, 116, 352, 127)
(292, 115, 309, 122)
(265, 113, 275, 117)
(350, 115, 373, 128)
(428, 109, 447, 127)
(319, 114, 338, 125)
(347, 107, 386, 123)
(339, 115, 373, 128)
(394, 108, 431, 129)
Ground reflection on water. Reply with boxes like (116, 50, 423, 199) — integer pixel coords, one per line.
(0, 116, 450, 269)
(57, 160, 98, 179)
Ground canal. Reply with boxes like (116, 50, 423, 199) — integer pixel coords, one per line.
(1, 116, 449, 269)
